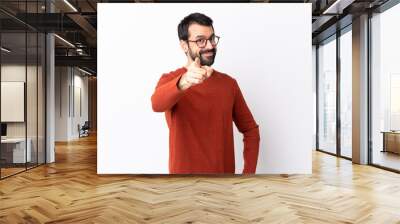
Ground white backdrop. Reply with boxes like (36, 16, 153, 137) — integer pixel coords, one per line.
(98, 3, 313, 174)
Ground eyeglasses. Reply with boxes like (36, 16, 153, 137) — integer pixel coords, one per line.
(187, 35, 220, 48)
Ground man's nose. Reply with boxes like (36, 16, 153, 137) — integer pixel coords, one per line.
(204, 39, 214, 50)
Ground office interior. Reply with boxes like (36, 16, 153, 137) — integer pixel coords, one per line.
(0, 0, 97, 179)
(0, 0, 400, 223)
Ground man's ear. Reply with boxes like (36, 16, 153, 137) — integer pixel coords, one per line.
(180, 40, 188, 54)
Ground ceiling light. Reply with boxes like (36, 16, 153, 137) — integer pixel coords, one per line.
(63, 0, 78, 12)
(1, 47, 11, 53)
(78, 67, 93, 76)
(54, 34, 75, 48)
(322, 0, 354, 15)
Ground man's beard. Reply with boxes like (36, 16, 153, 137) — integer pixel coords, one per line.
(188, 47, 217, 66)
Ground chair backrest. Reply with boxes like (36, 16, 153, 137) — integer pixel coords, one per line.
(82, 121, 90, 129)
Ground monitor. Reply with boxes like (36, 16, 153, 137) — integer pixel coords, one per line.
(1, 123, 7, 137)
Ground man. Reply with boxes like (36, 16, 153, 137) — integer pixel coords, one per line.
(151, 12, 260, 174)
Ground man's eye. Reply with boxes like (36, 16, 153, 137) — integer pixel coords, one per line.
(197, 39, 206, 44)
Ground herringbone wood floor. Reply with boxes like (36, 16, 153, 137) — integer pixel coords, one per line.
(1, 134, 400, 224)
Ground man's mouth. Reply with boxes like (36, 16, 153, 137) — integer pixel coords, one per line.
(202, 51, 214, 57)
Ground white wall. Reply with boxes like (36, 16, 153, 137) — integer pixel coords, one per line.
(312, 45, 317, 150)
(98, 3, 313, 174)
(1, 64, 46, 163)
(1, 65, 40, 138)
(72, 72, 89, 138)
(55, 67, 89, 141)
(55, 66, 69, 141)
(1, 65, 26, 124)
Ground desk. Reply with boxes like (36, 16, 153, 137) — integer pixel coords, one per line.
(1, 138, 32, 163)
(381, 131, 400, 154)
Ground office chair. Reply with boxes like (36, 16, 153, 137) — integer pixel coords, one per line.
(79, 121, 90, 138)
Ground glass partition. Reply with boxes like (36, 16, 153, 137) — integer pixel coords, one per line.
(0, 31, 28, 177)
(317, 36, 337, 155)
(339, 28, 352, 158)
(371, 3, 400, 171)
(0, 1, 46, 179)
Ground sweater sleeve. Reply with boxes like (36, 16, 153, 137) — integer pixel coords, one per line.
(151, 69, 187, 112)
(232, 79, 260, 174)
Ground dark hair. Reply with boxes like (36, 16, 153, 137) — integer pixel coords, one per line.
(178, 12, 213, 40)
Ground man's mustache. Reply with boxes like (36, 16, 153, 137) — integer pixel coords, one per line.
(200, 49, 216, 55)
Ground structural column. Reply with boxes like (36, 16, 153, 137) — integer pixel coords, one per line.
(46, 0, 55, 163)
(352, 14, 369, 164)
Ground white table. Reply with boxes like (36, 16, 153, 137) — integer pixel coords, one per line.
(1, 138, 32, 163)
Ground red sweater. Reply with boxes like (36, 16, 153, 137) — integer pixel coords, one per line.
(151, 67, 260, 174)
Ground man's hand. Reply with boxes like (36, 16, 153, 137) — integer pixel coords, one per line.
(178, 57, 212, 90)
(203, 65, 213, 79)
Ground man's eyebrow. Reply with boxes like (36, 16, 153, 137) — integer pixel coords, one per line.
(194, 34, 215, 39)
(194, 35, 207, 38)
